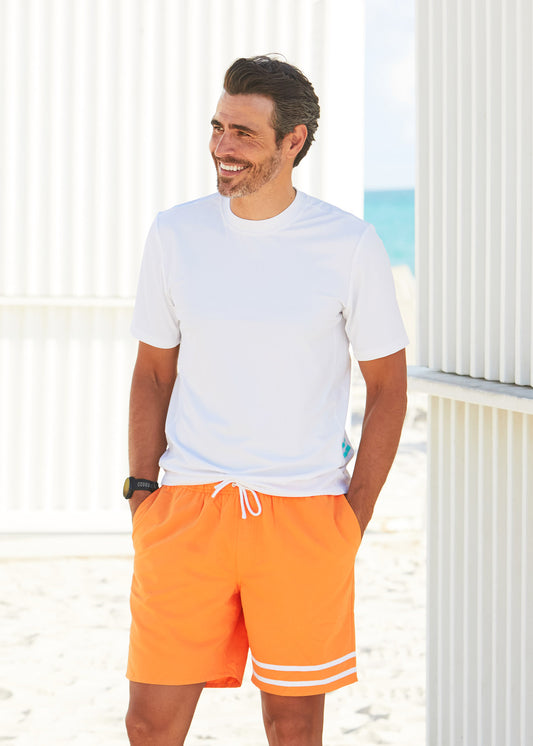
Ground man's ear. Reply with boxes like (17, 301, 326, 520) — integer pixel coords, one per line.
(284, 124, 308, 163)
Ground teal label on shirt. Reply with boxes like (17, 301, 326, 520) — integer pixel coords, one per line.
(342, 438, 352, 459)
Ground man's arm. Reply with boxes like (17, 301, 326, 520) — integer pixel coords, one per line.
(345, 348, 407, 536)
(128, 341, 179, 516)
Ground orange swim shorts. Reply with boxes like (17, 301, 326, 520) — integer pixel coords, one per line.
(127, 482, 362, 696)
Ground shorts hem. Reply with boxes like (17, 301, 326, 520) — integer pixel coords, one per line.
(204, 676, 243, 689)
(126, 672, 243, 688)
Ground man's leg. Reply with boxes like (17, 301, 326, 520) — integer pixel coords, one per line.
(261, 692, 325, 746)
(126, 681, 205, 746)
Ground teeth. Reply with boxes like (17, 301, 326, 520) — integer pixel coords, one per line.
(220, 163, 245, 172)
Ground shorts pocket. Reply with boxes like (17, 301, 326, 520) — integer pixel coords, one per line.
(340, 495, 362, 545)
(132, 487, 161, 531)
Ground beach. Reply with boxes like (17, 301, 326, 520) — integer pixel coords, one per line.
(0, 268, 426, 745)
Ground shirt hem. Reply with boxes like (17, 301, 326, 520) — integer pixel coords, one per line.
(354, 338, 409, 362)
(130, 326, 181, 349)
(160, 473, 351, 498)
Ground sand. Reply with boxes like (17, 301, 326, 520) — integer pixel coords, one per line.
(0, 267, 426, 744)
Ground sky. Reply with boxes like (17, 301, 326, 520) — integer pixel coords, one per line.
(365, 0, 415, 190)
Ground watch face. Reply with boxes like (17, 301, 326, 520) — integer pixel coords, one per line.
(123, 477, 132, 498)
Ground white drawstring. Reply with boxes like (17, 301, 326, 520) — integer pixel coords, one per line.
(211, 480, 263, 519)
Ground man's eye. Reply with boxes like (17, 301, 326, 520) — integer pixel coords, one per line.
(237, 131, 250, 137)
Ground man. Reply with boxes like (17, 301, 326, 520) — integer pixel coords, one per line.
(124, 55, 408, 746)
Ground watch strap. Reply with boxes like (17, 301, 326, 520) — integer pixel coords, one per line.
(123, 476, 159, 499)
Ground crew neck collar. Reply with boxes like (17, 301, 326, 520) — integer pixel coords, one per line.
(220, 190, 305, 234)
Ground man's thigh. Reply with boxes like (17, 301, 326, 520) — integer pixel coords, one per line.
(127, 484, 249, 688)
(242, 493, 361, 696)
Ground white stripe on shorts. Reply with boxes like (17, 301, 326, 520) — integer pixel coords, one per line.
(251, 650, 356, 673)
(253, 666, 357, 688)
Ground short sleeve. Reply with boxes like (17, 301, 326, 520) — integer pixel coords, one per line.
(343, 224, 409, 361)
(130, 214, 182, 348)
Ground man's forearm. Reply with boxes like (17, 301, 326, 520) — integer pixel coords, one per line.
(128, 368, 175, 481)
(346, 383, 407, 536)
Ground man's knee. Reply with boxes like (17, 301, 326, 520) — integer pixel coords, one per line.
(125, 711, 151, 746)
(262, 692, 325, 746)
(126, 707, 183, 746)
(126, 681, 204, 745)
(263, 714, 317, 746)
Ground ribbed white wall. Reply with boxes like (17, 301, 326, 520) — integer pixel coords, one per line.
(427, 396, 533, 746)
(416, 0, 533, 743)
(0, 301, 134, 531)
(0, 0, 365, 299)
(417, 0, 533, 385)
(0, 0, 364, 531)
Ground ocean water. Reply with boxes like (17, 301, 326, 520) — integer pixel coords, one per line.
(364, 188, 415, 273)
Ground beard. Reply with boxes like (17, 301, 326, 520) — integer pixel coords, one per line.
(214, 148, 283, 198)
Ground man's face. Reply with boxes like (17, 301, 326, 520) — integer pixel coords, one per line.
(210, 92, 285, 198)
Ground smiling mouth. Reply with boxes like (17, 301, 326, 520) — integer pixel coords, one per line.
(218, 161, 248, 174)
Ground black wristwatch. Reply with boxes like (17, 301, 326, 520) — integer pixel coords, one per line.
(123, 477, 159, 500)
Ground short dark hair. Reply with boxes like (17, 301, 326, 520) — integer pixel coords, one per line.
(223, 55, 320, 167)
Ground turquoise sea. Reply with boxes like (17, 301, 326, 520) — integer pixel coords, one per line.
(364, 188, 415, 274)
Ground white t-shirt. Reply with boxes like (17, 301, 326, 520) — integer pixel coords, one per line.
(131, 190, 409, 496)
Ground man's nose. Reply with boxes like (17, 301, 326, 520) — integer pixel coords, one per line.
(214, 131, 235, 157)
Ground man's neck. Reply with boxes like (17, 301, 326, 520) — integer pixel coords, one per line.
(229, 184, 297, 221)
